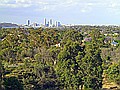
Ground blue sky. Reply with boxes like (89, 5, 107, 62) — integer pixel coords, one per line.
(0, 0, 120, 25)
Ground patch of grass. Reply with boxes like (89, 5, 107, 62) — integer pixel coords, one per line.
(115, 40, 120, 44)
(85, 42, 91, 45)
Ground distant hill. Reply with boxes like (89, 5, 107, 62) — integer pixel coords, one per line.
(0, 23, 18, 28)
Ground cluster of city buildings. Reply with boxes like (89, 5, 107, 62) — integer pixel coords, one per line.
(43, 18, 61, 27)
(26, 18, 61, 28)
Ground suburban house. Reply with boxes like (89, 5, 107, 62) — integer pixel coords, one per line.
(111, 40, 119, 46)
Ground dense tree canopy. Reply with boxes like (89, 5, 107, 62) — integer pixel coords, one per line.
(0, 27, 119, 90)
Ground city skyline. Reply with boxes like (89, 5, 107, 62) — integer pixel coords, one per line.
(0, 0, 120, 25)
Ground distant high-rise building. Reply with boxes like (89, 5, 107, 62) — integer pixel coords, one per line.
(50, 19, 52, 25)
(27, 20, 30, 26)
(49, 19, 53, 27)
(46, 21, 49, 27)
(44, 18, 46, 26)
(55, 21, 58, 27)
(58, 22, 61, 27)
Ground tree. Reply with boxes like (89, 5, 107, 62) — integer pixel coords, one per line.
(82, 44, 103, 90)
(62, 29, 83, 44)
(75, 51, 85, 89)
(90, 29, 104, 47)
(0, 59, 3, 89)
(3, 77, 24, 90)
(82, 29, 103, 90)
(106, 62, 120, 85)
(56, 40, 84, 90)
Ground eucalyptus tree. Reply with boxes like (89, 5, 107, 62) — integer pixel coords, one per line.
(56, 40, 84, 90)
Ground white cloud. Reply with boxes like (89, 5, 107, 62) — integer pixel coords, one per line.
(105, 0, 120, 15)
(0, 0, 120, 14)
(0, 0, 10, 3)
(81, 9, 87, 13)
(0, 3, 31, 8)
(0, 0, 32, 8)
(15, 0, 32, 4)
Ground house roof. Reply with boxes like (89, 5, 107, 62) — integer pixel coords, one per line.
(111, 41, 118, 45)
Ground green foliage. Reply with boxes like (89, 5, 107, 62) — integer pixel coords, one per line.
(90, 29, 104, 47)
(3, 77, 24, 90)
(106, 62, 120, 85)
(0, 60, 3, 89)
(56, 41, 84, 90)
(62, 29, 83, 44)
(0, 27, 119, 90)
(82, 29, 103, 90)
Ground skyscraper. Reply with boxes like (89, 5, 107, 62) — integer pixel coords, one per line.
(58, 22, 61, 27)
(50, 19, 52, 25)
(47, 21, 49, 27)
(49, 19, 53, 27)
(27, 20, 30, 26)
(55, 21, 58, 27)
(44, 18, 47, 26)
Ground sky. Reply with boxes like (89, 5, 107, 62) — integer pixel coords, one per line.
(0, 0, 120, 25)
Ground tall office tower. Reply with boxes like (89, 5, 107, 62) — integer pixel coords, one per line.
(49, 19, 52, 27)
(58, 22, 61, 27)
(47, 21, 49, 27)
(55, 21, 58, 27)
(27, 20, 30, 26)
(44, 18, 47, 26)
